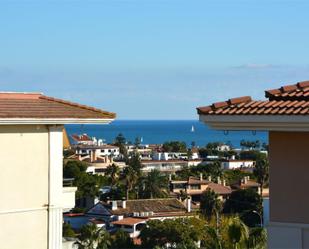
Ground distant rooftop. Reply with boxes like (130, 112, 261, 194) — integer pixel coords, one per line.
(0, 92, 116, 123)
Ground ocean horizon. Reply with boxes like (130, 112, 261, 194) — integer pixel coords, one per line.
(65, 120, 268, 148)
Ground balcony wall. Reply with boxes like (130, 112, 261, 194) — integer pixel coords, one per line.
(62, 187, 77, 212)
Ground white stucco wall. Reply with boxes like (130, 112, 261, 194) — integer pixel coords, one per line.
(0, 125, 49, 249)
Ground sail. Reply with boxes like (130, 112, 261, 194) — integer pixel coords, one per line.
(191, 125, 195, 132)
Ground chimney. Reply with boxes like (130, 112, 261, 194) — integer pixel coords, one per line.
(208, 175, 212, 182)
(217, 176, 221, 185)
(200, 173, 203, 181)
(169, 174, 172, 181)
(222, 179, 226, 186)
(121, 199, 126, 209)
(186, 197, 192, 212)
(244, 177, 248, 184)
(112, 200, 118, 210)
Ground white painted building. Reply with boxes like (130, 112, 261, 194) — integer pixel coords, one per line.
(152, 151, 199, 161)
(221, 159, 255, 170)
(75, 144, 120, 160)
(0, 92, 115, 249)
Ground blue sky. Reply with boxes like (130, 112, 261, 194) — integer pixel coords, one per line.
(1, 0, 309, 119)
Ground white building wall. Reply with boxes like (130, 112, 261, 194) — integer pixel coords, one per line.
(0, 125, 49, 249)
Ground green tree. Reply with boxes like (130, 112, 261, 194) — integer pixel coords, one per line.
(105, 163, 120, 187)
(223, 189, 262, 227)
(114, 133, 126, 146)
(162, 141, 187, 152)
(75, 223, 111, 249)
(124, 166, 139, 200)
(225, 216, 249, 249)
(123, 152, 142, 199)
(110, 229, 135, 249)
(141, 169, 168, 199)
(63, 222, 75, 238)
(140, 218, 204, 249)
(254, 153, 269, 197)
(200, 189, 222, 221)
(114, 133, 128, 158)
(63, 160, 88, 178)
(247, 227, 267, 249)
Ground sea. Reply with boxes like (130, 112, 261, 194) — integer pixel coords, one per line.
(65, 120, 268, 148)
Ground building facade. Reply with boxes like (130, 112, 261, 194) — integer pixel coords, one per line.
(0, 92, 115, 249)
(197, 80, 309, 248)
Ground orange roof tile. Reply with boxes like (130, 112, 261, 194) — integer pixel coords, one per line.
(111, 217, 148, 226)
(197, 81, 309, 116)
(0, 92, 115, 119)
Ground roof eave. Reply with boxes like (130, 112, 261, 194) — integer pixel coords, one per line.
(0, 118, 115, 125)
(199, 114, 309, 131)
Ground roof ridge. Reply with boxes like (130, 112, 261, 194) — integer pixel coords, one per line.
(40, 95, 116, 118)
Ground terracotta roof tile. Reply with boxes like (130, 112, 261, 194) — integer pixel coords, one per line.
(197, 81, 309, 116)
(111, 217, 148, 226)
(0, 92, 116, 120)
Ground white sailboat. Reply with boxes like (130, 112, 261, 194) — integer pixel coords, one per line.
(191, 125, 195, 132)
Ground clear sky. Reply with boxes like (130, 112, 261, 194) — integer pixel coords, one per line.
(1, 0, 309, 119)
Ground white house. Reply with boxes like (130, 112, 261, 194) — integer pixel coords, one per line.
(75, 144, 120, 161)
(0, 92, 115, 249)
(220, 159, 255, 170)
(152, 151, 199, 161)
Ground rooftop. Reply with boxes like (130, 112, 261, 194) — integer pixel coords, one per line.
(111, 217, 148, 226)
(0, 92, 115, 124)
(197, 81, 309, 116)
(100, 198, 187, 215)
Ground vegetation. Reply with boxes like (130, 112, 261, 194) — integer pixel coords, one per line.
(63, 160, 108, 207)
(223, 189, 262, 227)
(105, 164, 120, 187)
(75, 223, 111, 249)
(240, 140, 261, 150)
(162, 141, 187, 152)
(203, 216, 266, 249)
(63, 222, 75, 238)
(176, 161, 223, 180)
(124, 152, 142, 199)
(140, 218, 205, 249)
(110, 229, 135, 249)
(114, 133, 128, 158)
(139, 169, 168, 199)
(254, 153, 269, 196)
(200, 189, 222, 221)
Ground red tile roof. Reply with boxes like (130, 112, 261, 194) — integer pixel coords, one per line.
(0, 92, 115, 119)
(265, 81, 309, 100)
(197, 81, 309, 116)
(111, 217, 148, 226)
(71, 134, 92, 141)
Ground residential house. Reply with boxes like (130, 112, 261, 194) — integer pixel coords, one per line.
(84, 198, 193, 238)
(141, 159, 203, 173)
(197, 80, 309, 248)
(71, 133, 94, 145)
(74, 144, 120, 162)
(220, 158, 255, 170)
(0, 92, 115, 249)
(170, 174, 232, 203)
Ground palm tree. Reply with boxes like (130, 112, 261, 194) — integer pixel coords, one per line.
(142, 169, 168, 199)
(254, 153, 269, 197)
(75, 223, 111, 249)
(105, 163, 120, 187)
(203, 226, 223, 249)
(200, 189, 222, 233)
(247, 227, 267, 249)
(224, 216, 249, 249)
(124, 165, 139, 200)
